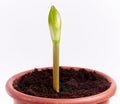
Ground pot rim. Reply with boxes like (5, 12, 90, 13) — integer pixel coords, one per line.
(6, 66, 117, 104)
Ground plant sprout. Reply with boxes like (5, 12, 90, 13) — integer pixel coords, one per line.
(48, 5, 62, 92)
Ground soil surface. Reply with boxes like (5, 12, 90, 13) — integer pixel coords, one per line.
(13, 67, 111, 98)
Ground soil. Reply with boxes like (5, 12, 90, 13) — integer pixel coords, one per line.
(13, 67, 111, 98)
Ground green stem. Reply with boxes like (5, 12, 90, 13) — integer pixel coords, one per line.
(53, 43, 59, 92)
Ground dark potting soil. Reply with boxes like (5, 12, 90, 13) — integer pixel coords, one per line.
(13, 67, 111, 98)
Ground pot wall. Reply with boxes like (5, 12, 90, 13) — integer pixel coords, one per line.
(14, 100, 109, 104)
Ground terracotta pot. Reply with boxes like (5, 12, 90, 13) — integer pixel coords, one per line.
(6, 66, 116, 104)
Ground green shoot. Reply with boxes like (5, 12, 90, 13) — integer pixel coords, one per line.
(48, 5, 62, 92)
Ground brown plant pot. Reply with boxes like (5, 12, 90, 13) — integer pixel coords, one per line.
(6, 66, 116, 104)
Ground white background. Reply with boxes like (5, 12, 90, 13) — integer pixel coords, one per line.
(0, 0, 120, 103)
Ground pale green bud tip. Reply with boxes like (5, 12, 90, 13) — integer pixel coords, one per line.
(48, 5, 62, 44)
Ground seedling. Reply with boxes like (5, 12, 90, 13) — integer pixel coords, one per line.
(48, 5, 62, 92)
